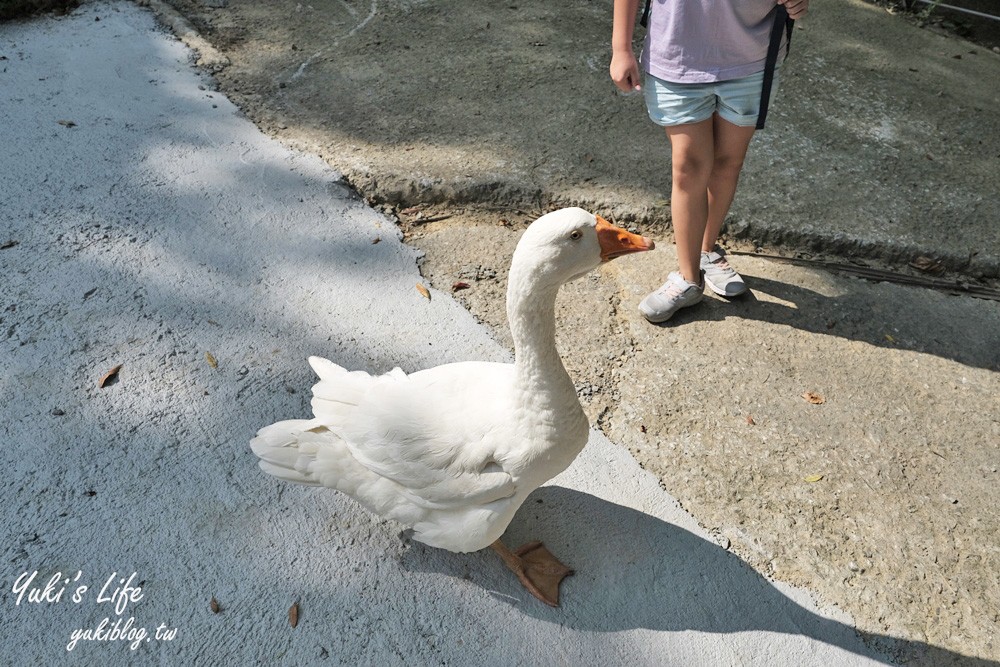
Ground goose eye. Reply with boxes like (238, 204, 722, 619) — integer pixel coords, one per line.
(569, 230, 582, 240)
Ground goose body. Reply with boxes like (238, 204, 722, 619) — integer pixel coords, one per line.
(250, 207, 653, 604)
(253, 357, 586, 553)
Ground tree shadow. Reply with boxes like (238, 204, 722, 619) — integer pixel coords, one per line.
(169, 0, 1000, 277)
(400, 486, 998, 666)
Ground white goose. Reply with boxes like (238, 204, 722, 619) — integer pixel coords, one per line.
(250, 207, 653, 606)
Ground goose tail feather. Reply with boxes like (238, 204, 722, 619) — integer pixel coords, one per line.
(249, 419, 324, 486)
(308, 356, 406, 427)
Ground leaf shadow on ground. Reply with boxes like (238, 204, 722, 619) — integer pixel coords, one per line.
(181, 0, 1000, 276)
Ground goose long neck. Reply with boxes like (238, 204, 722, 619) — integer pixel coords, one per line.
(506, 264, 572, 400)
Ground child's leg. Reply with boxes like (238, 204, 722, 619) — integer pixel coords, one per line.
(664, 117, 715, 285)
(703, 114, 756, 252)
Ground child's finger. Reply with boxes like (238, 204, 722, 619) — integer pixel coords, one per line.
(780, 0, 808, 19)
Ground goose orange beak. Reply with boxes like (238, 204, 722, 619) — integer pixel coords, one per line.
(595, 215, 655, 262)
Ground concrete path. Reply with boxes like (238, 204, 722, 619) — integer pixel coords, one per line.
(0, 3, 909, 664)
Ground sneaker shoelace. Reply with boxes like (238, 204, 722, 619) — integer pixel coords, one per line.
(663, 284, 683, 298)
(659, 279, 687, 298)
(709, 256, 733, 272)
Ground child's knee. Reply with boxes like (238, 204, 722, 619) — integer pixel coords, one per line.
(671, 152, 712, 187)
(712, 153, 746, 177)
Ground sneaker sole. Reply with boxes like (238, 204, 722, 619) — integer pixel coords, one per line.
(639, 308, 675, 324)
(638, 293, 703, 323)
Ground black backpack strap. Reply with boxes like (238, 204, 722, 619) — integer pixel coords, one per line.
(785, 12, 794, 55)
(640, 0, 652, 28)
(756, 5, 793, 130)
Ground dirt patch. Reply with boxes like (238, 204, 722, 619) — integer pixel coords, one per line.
(146, 1, 1000, 662)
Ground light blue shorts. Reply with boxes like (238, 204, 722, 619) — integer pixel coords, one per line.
(643, 68, 780, 128)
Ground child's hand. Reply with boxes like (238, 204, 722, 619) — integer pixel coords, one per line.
(778, 0, 808, 20)
(610, 51, 642, 93)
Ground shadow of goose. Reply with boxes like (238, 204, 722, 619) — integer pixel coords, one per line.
(401, 486, 997, 666)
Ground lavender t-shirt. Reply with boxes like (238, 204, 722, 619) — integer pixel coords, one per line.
(641, 0, 785, 83)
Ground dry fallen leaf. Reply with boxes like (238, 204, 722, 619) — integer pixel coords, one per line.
(205, 351, 218, 369)
(746, 414, 756, 426)
(804, 474, 824, 483)
(452, 281, 470, 292)
(372, 237, 381, 244)
(210, 597, 220, 614)
(884, 334, 897, 344)
(909, 256, 945, 275)
(98, 364, 122, 388)
(416, 284, 431, 300)
(57, 119, 77, 127)
(288, 601, 299, 628)
(0, 240, 18, 250)
(802, 392, 825, 405)
(401, 206, 422, 216)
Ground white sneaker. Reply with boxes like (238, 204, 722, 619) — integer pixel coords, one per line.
(700, 246, 747, 297)
(638, 271, 704, 323)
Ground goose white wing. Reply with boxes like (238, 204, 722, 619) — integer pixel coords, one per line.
(309, 357, 517, 509)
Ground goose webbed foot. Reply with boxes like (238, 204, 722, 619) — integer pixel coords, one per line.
(490, 539, 574, 607)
